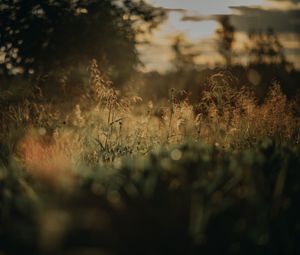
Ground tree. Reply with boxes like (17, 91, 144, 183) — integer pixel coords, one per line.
(171, 34, 200, 72)
(216, 16, 235, 67)
(0, 0, 165, 83)
(247, 28, 288, 66)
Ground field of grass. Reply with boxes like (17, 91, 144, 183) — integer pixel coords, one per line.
(1, 62, 300, 254)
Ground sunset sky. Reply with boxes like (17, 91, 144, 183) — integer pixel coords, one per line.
(140, 0, 300, 72)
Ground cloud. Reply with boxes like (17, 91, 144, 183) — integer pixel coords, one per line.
(158, 7, 187, 13)
(270, 0, 300, 2)
(181, 15, 214, 22)
(229, 6, 300, 33)
(182, 6, 300, 34)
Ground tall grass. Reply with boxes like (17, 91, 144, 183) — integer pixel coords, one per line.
(0, 60, 299, 184)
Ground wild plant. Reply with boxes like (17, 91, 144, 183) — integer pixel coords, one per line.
(1, 67, 300, 186)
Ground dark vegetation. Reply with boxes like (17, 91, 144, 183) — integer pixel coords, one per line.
(0, 0, 165, 86)
(0, 1, 300, 255)
(1, 141, 300, 255)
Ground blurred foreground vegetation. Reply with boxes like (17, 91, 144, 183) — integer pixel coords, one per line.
(1, 140, 300, 254)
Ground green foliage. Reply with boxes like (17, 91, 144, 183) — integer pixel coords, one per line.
(0, 0, 165, 81)
(1, 140, 300, 254)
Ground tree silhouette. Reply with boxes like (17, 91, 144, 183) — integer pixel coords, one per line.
(216, 16, 235, 67)
(171, 34, 200, 72)
(0, 0, 165, 82)
(247, 28, 288, 66)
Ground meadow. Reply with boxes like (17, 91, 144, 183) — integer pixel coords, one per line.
(1, 61, 300, 254)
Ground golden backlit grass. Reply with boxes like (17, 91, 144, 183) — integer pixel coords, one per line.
(1, 61, 299, 186)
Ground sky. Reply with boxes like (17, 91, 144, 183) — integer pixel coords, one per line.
(139, 0, 300, 72)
